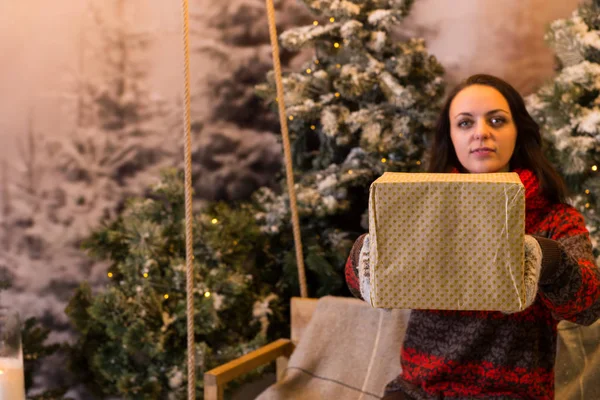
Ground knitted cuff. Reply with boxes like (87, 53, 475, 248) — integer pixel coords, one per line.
(358, 234, 372, 305)
(531, 235, 562, 285)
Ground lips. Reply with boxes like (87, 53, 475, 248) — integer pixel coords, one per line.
(471, 147, 495, 153)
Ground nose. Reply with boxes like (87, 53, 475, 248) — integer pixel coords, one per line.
(473, 120, 490, 140)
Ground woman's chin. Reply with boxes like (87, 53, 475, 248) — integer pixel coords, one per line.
(465, 163, 507, 174)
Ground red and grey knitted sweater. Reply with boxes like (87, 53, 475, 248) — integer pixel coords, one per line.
(345, 169, 600, 399)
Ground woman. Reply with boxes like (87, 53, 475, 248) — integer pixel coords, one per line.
(345, 74, 600, 399)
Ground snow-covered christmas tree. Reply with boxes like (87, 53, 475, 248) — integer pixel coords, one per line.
(251, 0, 445, 295)
(5, 0, 175, 280)
(56, 0, 174, 201)
(527, 0, 600, 257)
(1, 0, 177, 395)
(190, 0, 313, 201)
(0, 116, 79, 397)
(66, 170, 280, 398)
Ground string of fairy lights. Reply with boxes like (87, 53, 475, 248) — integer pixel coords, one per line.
(104, 215, 232, 300)
(106, 269, 214, 300)
(106, 243, 215, 300)
(584, 165, 597, 209)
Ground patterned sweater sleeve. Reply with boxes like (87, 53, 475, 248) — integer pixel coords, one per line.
(345, 233, 370, 302)
(534, 205, 600, 326)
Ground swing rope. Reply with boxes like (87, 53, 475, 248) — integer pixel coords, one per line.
(181, 0, 309, 396)
(264, 0, 308, 298)
(181, 0, 196, 398)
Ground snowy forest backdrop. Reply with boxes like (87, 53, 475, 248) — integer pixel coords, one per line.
(0, 0, 584, 395)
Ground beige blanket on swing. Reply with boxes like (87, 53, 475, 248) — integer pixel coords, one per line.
(257, 296, 409, 400)
(256, 296, 600, 400)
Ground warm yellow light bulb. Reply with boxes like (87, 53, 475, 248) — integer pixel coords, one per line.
(289, 116, 294, 121)
(143, 273, 148, 278)
(211, 218, 218, 224)
(330, 17, 335, 22)
(586, 203, 591, 208)
(335, 92, 340, 97)
(204, 292, 211, 298)
(108, 272, 113, 278)
(306, 68, 312, 74)
(593, 165, 598, 172)
(313, 20, 319, 26)
(314, 59, 319, 65)
(586, 189, 591, 194)
(334, 42, 340, 48)
(310, 125, 316, 130)
(416, 161, 421, 165)
(164, 294, 169, 299)
(348, 170, 353, 175)
(336, 64, 341, 69)
(381, 158, 387, 163)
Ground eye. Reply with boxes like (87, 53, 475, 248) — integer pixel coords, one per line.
(489, 116, 506, 126)
(458, 119, 473, 129)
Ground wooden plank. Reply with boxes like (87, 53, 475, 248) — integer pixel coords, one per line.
(204, 339, 295, 386)
(276, 355, 289, 382)
(291, 297, 318, 344)
(204, 379, 223, 400)
(203, 297, 318, 397)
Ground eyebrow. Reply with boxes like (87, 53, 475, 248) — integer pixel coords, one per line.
(453, 109, 510, 119)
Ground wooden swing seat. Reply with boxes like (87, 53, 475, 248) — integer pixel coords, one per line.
(204, 297, 318, 400)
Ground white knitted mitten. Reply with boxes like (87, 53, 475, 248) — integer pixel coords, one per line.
(503, 234, 543, 313)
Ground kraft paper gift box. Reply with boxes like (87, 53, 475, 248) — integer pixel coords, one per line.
(368, 172, 526, 312)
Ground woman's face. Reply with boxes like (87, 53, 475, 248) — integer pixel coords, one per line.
(449, 85, 517, 174)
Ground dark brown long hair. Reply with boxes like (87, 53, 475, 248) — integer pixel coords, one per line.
(426, 74, 568, 204)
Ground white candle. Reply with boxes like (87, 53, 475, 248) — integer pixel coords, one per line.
(0, 356, 25, 400)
